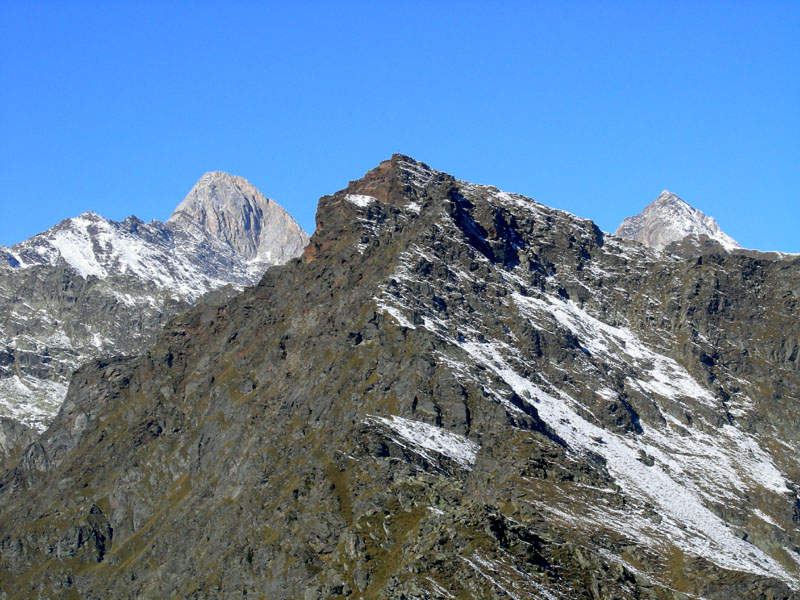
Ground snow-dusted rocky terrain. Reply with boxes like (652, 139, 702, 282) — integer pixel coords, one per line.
(0, 172, 308, 430)
(0, 156, 797, 598)
(363, 164, 799, 594)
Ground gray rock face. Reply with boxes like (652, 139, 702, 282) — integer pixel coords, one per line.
(0, 263, 189, 428)
(167, 171, 310, 278)
(0, 156, 798, 599)
(0, 417, 35, 470)
(0, 174, 309, 429)
(616, 190, 740, 251)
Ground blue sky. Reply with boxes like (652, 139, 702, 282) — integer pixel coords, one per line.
(1, 1, 798, 251)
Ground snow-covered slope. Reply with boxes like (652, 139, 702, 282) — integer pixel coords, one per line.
(615, 190, 739, 251)
(0, 173, 309, 430)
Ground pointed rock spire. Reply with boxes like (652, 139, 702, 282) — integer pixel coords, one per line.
(168, 171, 310, 274)
(615, 191, 739, 251)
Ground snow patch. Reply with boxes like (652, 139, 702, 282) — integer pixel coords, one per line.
(0, 375, 68, 431)
(375, 300, 416, 329)
(365, 414, 479, 469)
(345, 194, 377, 208)
(511, 293, 717, 407)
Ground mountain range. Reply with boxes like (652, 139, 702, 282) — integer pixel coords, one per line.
(0, 172, 308, 431)
(0, 155, 797, 599)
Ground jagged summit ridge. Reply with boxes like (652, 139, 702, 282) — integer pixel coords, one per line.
(615, 190, 740, 251)
(1, 171, 309, 298)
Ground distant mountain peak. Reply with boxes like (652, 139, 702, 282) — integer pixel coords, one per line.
(169, 171, 263, 216)
(167, 171, 308, 271)
(615, 191, 739, 251)
(653, 189, 681, 204)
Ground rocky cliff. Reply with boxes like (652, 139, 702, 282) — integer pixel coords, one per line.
(0, 156, 797, 599)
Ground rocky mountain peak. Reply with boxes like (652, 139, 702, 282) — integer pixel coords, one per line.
(168, 171, 309, 273)
(302, 155, 445, 263)
(615, 190, 739, 251)
(342, 155, 445, 204)
(169, 172, 269, 254)
(654, 189, 682, 203)
(649, 190, 692, 217)
(173, 171, 259, 212)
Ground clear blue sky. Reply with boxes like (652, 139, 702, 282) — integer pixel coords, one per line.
(1, 1, 798, 251)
